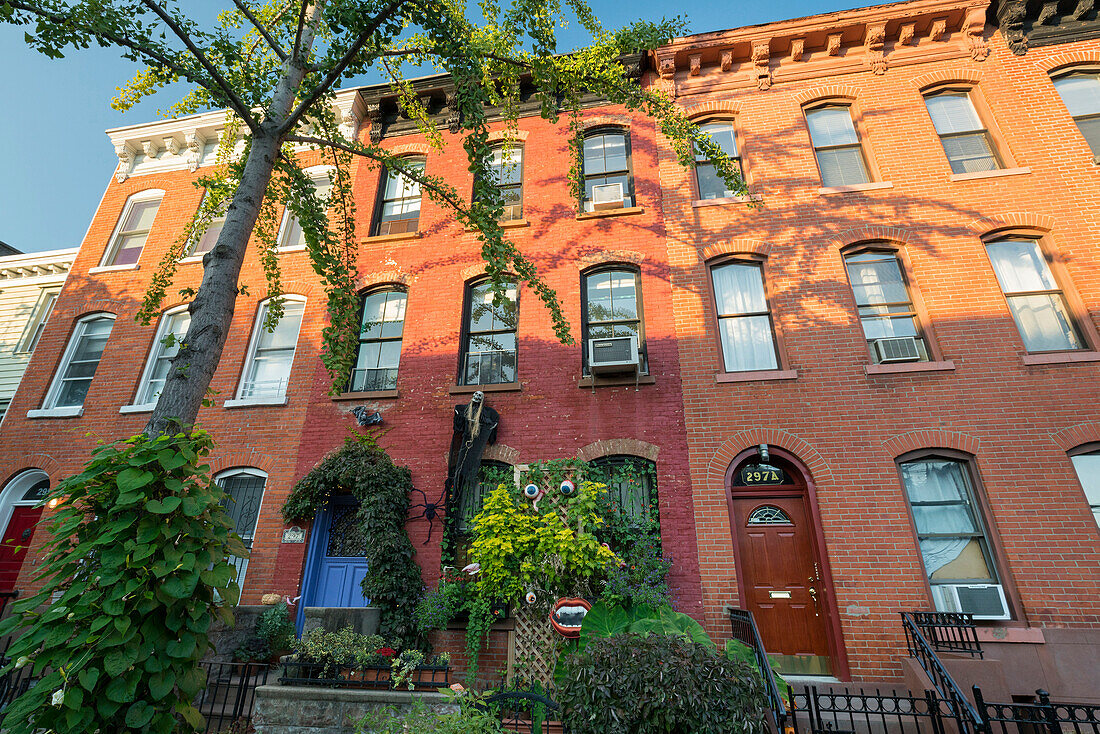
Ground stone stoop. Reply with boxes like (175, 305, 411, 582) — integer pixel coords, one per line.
(253, 685, 457, 734)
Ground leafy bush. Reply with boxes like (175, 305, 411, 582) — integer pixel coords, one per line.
(599, 534, 673, 610)
(354, 689, 503, 734)
(558, 633, 769, 734)
(256, 602, 296, 654)
(578, 602, 713, 650)
(414, 575, 470, 633)
(0, 431, 244, 734)
(233, 636, 271, 663)
(293, 626, 386, 677)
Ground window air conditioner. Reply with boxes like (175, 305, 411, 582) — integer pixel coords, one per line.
(873, 336, 921, 363)
(588, 335, 640, 375)
(931, 584, 1010, 620)
(591, 183, 625, 210)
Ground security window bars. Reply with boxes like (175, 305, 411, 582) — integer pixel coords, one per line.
(806, 106, 870, 186)
(711, 261, 779, 372)
(588, 455, 657, 530)
(238, 300, 305, 401)
(924, 92, 1001, 174)
(349, 290, 406, 392)
(218, 472, 266, 593)
(1070, 452, 1100, 528)
(103, 194, 161, 266)
(461, 280, 518, 385)
(581, 131, 633, 211)
(374, 158, 425, 235)
(16, 288, 60, 353)
(695, 122, 742, 199)
(279, 171, 333, 249)
(1053, 72, 1100, 160)
(480, 145, 524, 221)
(45, 315, 115, 409)
(136, 309, 191, 405)
(985, 238, 1083, 352)
(583, 269, 643, 372)
(901, 458, 998, 587)
(844, 251, 930, 363)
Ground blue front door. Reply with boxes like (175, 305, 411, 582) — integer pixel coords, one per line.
(307, 497, 371, 608)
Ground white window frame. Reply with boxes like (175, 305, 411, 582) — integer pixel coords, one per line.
(15, 287, 62, 354)
(276, 166, 334, 252)
(95, 189, 164, 270)
(214, 467, 268, 600)
(225, 296, 306, 407)
(28, 312, 116, 418)
(121, 305, 191, 413)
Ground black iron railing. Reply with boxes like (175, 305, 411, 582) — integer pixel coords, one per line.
(789, 685, 953, 734)
(901, 612, 984, 734)
(728, 607, 787, 729)
(0, 591, 19, 620)
(908, 612, 984, 658)
(197, 661, 271, 734)
(975, 687, 1100, 734)
(278, 659, 450, 690)
(481, 689, 563, 734)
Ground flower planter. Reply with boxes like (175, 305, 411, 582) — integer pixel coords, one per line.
(278, 658, 448, 690)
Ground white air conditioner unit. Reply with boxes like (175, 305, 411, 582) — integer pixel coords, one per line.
(873, 336, 921, 363)
(591, 182, 625, 210)
(931, 584, 1010, 620)
(588, 335, 640, 375)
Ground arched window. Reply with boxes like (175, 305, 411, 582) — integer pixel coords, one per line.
(373, 157, 425, 235)
(588, 455, 658, 533)
(1069, 448, 1100, 529)
(459, 278, 518, 386)
(581, 129, 633, 211)
(127, 305, 191, 409)
(709, 259, 779, 372)
(34, 313, 116, 415)
(349, 288, 406, 392)
(922, 89, 1002, 174)
(215, 468, 267, 596)
(842, 247, 930, 363)
(231, 297, 305, 404)
(478, 145, 524, 221)
(694, 121, 742, 200)
(804, 104, 870, 186)
(1052, 71, 1100, 159)
(279, 166, 334, 250)
(456, 460, 512, 536)
(100, 190, 163, 267)
(581, 267, 645, 374)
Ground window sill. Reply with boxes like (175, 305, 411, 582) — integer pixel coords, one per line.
(27, 406, 83, 419)
(465, 219, 530, 232)
(949, 167, 1030, 182)
(448, 382, 521, 394)
(576, 206, 645, 221)
(332, 390, 400, 401)
(578, 375, 656, 388)
(88, 264, 140, 273)
(1021, 350, 1100, 366)
(692, 194, 763, 207)
(178, 255, 205, 264)
(715, 369, 798, 383)
(119, 403, 155, 414)
(866, 360, 955, 375)
(277, 245, 307, 253)
(362, 232, 421, 244)
(223, 397, 289, 408)
(817, 182, 893, 195)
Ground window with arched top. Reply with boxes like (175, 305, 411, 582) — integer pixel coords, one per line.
(694, 121, 742, 200)
(587, 455, 658, 534)
(127, 305, 191, 409)
(100, 190, 163, 267)
(1052, 71, 1100, 160)
(34, 313, 116, 415)
(746, 505, 793, 526)
(581, 267, 646, 374)
(215, 468, 267, 597)
(459, 278, 518, 386)
(709, 259, 779, 372)
(922, 89, 1002, 174)
(348, 288, 407, 393)
(373, 157, 426, 235)
(231, 297, 306, 404)
(581, 129, 634, 211)
(842, 247, 932, 364)
(477, 145, 524, 221)
(1069, 447, 1100, 529)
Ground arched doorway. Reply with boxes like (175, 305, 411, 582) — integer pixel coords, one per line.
(0, 470, 50, 596)
(725, 448, 844, 677)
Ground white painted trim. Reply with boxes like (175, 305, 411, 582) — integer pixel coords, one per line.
(232, 296, 306, 403)
(223, 397, 289, 409)
(39, 312, 116, 412)
(119, 403, 155, 414)
(88, 264, 140, 274)
(0, 469, 50, 553)
(948, 167, 1031, 182)
(98, 189, 164, 267)
(27, 406, 83, 419)
(14, 287, 62, 354)
(178, 255, 204, 264)
(131, 305, 191, 407)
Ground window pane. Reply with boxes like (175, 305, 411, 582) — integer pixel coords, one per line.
(468, 282, 517, 332)
(488, 146, 523, 187)
(816, 146, 870, 186)
(901, 459, 969, 502)
(194, 217, 225, 255)
(1071, 454, 1100, 526)
(219, 474, 266, 540)
(111, 233, 147, 265)
(361, 291, 406, 339)
(383, 160, 424, 199)
(912, 504, 978, 535)
(985, 240, 1058, 293)
(926, 538, 995, 581)
(924, 93, 983, 134)
(712, 262, 767, 316)
(1006, 294, 1083, 351)
(806, 107, 859, 147)
(845, 254, 910, 305)
(584, 133, 628, 175)
(55, 379, 92, 408)
(697, 122, 738, 160)
(861, 315, 920, 341)
(140, 311, 191, 403)
(1054, 74, 1100, 117)
(1076, 116, 1100, 158)
(124, 199, 160, 232)
(941, 133, 999, 174)
(718, 315, 778, 372)
(53, 318, 114, 407)
(256, 302, 305, 350)
(696, 164, 740, 200)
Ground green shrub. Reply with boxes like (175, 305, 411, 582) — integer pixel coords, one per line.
(558, 633, 769, 734)
(292, 626, 386, 678)
(598, 534, 673, 610)
(0, 431, 244, 734)
(354, 689, 503, 734)
(256, 602, 296, 654)
(233, 636, 271, 663)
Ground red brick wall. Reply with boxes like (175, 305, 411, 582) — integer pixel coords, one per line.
(656, 22, 1100, 681)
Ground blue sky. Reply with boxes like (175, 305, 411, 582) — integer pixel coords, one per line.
(0, 0, 878, 253)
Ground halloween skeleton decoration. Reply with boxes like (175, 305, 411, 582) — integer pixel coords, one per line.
(445, 391, 500, 531)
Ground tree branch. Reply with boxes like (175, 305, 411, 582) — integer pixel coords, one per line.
(378, 47, 531, 69)
(291, 0, 308, 62)
(279, 0, 407, 135)
(232, 0, 288, 61)
(137, 0, 260, 132)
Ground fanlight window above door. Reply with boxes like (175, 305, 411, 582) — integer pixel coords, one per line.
(747, 505, 793, 526)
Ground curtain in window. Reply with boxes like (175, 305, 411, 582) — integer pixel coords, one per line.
(901, 460, 977, 576)
(712, 263, 777, 372)
(986, 240, 1081, 351)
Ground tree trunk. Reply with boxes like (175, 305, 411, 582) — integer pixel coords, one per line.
(145, 5, 324, 438)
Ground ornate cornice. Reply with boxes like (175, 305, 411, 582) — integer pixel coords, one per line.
(0, 248, 78, 281)
(991, 0, 1100, 55)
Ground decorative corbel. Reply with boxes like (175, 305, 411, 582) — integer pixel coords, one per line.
(929, 18, 948, 41)
(721, 49, 733, 71)
(864, 23, 888, 74)
(827, 33, 843, 56)
(655, 50, 677, 96)
(1037, 0, 1059, 23)
(114, 143, 136, 183)
(790, 38, 805, 61)
(689, 53, 702, 76)
(1071, 0, 1094, 20)
(899, 23, 915, 46)
(339, 107, 361, 141)
(164, 136, 182, 156)
(995, 0, 1028, 54)
(366, 100, 383, 144)
(184, 131, 203, 172)
(141, 140, 159, 159)
(445, 91, 461, 134)
(964, 5, 990, 61)
(751, 41, 772, 91)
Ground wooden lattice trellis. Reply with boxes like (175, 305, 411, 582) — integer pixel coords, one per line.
(512, 604, 557, 688)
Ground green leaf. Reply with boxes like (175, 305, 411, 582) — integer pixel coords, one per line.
(149, 670, 176, 700)
(104, 646, 139, 677)
(178, 702, 206, 730)
(125, 700, 155, 728)
(146, 496, 182, 514)
(78, 666, 101, 691)
(157, 450, 188, 471)
(117, 467, 155, 493)
(105, 673, 137, 703)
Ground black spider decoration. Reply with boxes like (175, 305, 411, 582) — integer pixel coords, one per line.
(408, 487, 447, 544)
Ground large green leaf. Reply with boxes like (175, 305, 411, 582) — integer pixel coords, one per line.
(625, 606, 715, 649)
(125, 700, 155, 728)
(149, 670, 176, 701)
(146, 496, 182, 514)
(117, 467, 155, 493)
(577, 602, 631, 643)
(104, 645, 139, 677)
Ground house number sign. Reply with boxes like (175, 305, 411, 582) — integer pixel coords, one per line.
(281, 526, 306, 544)
(736, 463, 787, 486)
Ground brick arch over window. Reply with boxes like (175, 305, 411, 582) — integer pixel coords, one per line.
(706, 429, 830, 488)
(210, 451, 277, 477)
(1038, 50, 1100, 74)
(356, 271, 411, 290)
(579, 249, 645, 268)
(486, 129, 529, 143)
(1052, 423, 1100, 452)
(460, 263, 518, 282)
(700, 239, 771, 261)
(2, 454, 63, 488)
(828, 226, 916, 251)
(881, 429, 981, 459)
(58, 299, 126, 321)
(387, 142, 431, 156)
(967, 212, 1056, 237)
(679, 99, 742, 119)
(576, 439, 659, 463)
(910, 69, 983, 91)
(277, 281, 320, 300)
(483, 444, 520, 464)
(581, 114, 632, 130)
(795, 85, 861, 106)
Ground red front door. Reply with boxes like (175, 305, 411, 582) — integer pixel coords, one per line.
(0, 507, 43, 595)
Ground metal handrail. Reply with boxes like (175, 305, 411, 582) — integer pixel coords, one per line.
(901, 612, 985, 734)
(908, 611, 984, 658)
(728, 607, 787, 730)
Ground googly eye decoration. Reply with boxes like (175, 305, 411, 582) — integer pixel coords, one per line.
(525, 590, 537, 605)
(559, 479, 576, 497)
(523, 483, 542, 500)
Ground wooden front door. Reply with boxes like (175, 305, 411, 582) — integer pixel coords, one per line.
(730, 493, 833, 675)
(0, 506, 43, 595)
(308, 497, 371, 608)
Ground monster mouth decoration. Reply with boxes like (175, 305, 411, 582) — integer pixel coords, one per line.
(549, 598, 592, 638)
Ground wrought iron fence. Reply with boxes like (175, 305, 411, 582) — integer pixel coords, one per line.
(907, 612, 984, 658)
(901, 612, 985, 734)
(481, 689, 564, 734)
(728, 606, 788, 730)
(197, 661, 271, 734)
(789, 685, 953, 734)
(974, 687, 1100, 734)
